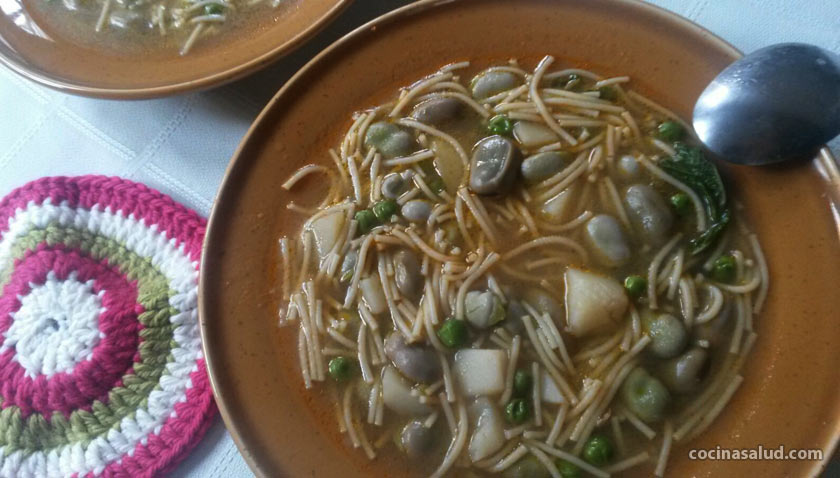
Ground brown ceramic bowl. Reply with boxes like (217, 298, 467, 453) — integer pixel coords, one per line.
(199, 0, 840, 476)
(0, 0, 351, 98)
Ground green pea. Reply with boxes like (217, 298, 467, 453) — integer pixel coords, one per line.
(512, 369, 532, 397)
(621, 367, 671, 422)
(669, 192, 691, 216)
(711, 254, 737, 283)
(355, 209, 379, 233)
(505, 398, 530, 424)
(372, 199, 398, 222)
(623, 275, 647, 299)
(204, 2, 223, 14)
(598, 86, 618, 101)
(437, 318, 468, 348)
(556, 460, 582, 478)
(487, 115, 513, 135)
(657, 121, 685, 142)
(582, 435, 614, 466)
(328, 356, 352, 381)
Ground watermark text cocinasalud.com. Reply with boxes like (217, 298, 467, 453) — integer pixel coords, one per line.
(688, 444, 824, 461)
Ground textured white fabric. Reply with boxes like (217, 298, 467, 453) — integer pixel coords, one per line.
(0, 1, 837, 477)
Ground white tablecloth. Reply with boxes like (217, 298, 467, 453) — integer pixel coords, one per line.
(1, 1, 838, 476)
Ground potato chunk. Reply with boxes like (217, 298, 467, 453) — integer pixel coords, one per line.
(382, 366, 431, 415)
(540, 184, 578, 224)
(309, 211, 345, 258)
(468, 397, 505, 462)
(564, 268, 628, 337)
(540, 369, 564, 405)
(359, 276, 387, 314)
(453, 349, 507, 396)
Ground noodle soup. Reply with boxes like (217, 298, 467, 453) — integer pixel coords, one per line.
(276, 57, 767, 477)
(29, 0, 294, 55)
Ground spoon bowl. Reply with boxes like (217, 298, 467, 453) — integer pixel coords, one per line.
(693, 43, 840, 165)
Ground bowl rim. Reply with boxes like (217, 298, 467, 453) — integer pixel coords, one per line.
(198, 0, 840, 475)
(0, 0, 354, 99)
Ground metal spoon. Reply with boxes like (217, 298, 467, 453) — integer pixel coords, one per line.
(693, 43, 840, 165)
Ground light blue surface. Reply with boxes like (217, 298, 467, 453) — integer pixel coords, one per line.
(0, 1, 837, 476)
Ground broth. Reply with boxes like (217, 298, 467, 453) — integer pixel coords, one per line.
(25, 0, 295, 55)
(274, 57, 767, 477)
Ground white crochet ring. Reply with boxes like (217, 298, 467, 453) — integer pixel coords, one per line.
(3, 271, 104, 379)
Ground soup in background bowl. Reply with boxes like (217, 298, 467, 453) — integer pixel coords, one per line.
(0, 0, 351, 96)
(198, 1, 840, 477)
(25, 0, 300, 56)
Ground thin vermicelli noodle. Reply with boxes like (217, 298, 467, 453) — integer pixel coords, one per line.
(275, 57, 767, 477)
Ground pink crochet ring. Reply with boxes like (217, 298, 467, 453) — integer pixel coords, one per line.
(0, 176, 215, 478)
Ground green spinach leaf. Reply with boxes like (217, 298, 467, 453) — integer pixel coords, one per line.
(660, 143, 726, 221)
(689, 209, 730, 255)
(659, 144, 730, 255)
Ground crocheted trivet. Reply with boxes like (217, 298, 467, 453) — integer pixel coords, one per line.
(0, 176, 215, 478)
